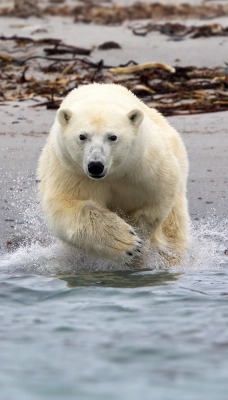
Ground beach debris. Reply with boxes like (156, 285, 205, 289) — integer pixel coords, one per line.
(109, 62, 175, 74)
(1, 1, 228, 22)
(12, 0, 42, 18)
(44, 44, 91, 56)
(0, 35, 228, 116)
(98, 41, 122, 50)
(131, 22, 228, 39)
(46, 2, 228, 23)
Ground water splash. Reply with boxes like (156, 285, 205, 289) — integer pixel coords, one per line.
(186, 217, 228, 270)
(0, 177, 227, 275)
(1, 217, 227, 276)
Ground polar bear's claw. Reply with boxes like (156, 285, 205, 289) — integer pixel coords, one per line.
(123, 233, 142, 261)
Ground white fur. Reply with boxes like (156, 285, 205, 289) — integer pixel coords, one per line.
(38, 83, 190, 265)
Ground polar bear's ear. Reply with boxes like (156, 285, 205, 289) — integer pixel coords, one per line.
(57, 108, 72, 126)
(127, 109, 144, 127)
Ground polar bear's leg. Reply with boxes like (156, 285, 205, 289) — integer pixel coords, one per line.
(133, 199, 189, 265)
(44, 198, 142, 263)
(161, 197, 190, 262)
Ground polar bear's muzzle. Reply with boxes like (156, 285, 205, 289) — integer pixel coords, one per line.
(87, 161, 105, 179)
(83, 140, 111, 179)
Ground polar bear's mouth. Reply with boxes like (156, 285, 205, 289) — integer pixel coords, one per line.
(89, 175, 106, 180)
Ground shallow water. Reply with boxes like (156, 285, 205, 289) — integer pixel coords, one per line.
(1, 178, 228, 400)
(0, 266, 228, 400)
(1, 216, 228, 400)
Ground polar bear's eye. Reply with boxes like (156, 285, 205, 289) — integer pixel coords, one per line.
(79, 134, 87, 141)
(108, 135, 118, 142)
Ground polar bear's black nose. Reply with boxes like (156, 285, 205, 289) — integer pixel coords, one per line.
(88, 161, 104, 177)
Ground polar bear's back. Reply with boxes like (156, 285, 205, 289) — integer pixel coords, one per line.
(61, 83, 174, 133)
(62, 83, 139, 109)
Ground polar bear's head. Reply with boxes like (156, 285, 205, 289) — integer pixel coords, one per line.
(56, 103, 144, 179)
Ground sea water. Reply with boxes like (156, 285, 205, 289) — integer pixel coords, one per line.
(0, 181, 228, 400)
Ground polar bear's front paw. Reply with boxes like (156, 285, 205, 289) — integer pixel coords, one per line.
(101, 215, 143, 262)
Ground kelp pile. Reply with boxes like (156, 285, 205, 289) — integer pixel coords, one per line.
(0, 0, 228, 116)
(0, 34, 227, 116)
(1, 1, 228, 22)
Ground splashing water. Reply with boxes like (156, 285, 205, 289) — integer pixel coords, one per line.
(1, 224, 227, 274)
(188, 217, 228, 270)
(0, 176, 227, 276)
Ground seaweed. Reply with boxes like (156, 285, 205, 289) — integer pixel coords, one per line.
(1, 1, 228, 22)
(0, 35, 227, 116)
(132, 22, 228, 39)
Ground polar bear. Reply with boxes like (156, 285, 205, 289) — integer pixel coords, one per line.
(38, 83, 189, 266)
